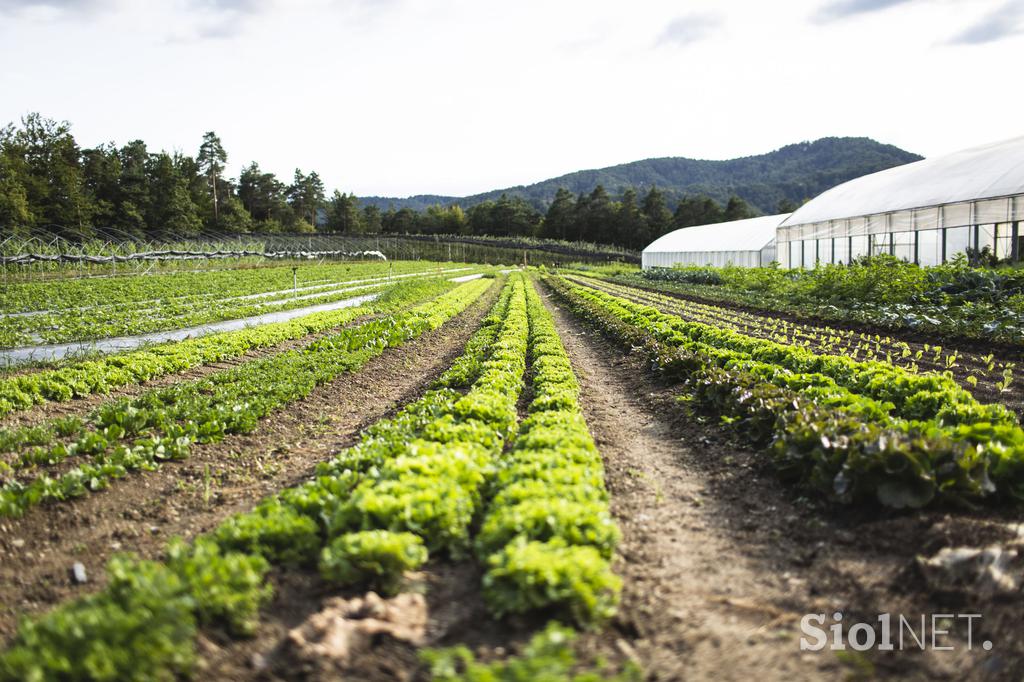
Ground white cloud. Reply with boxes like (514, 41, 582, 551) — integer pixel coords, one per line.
(0, 0, 1022, 197)
(656, 12, 723, 47)
(811, 0, 914, 23)
(948, 0, 1024, 44)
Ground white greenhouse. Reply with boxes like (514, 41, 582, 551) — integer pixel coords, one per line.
(777, 136, 1024, 268)
(641, 214, 789, 269)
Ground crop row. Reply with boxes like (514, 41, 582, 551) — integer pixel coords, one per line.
(0, 276, 454, 456)
(546, 275, 1024, 508)
(0, 264, 475, 348)
(0, 260, 434, 313)
(0, 279, 392, 348)
(0, 277, 456, 419)
(568, 278, 1013, 427)
(574, 274, 1018, 399)
(478, 277, 620, 624)
(0, 272, 621, 680)
(608, 264, 1024, 345)
(0, 278, 493, 517)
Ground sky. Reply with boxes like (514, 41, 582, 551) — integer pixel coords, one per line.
(1, 0, 1022, 197)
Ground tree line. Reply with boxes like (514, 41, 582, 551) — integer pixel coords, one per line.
(0, 114, 768, 249)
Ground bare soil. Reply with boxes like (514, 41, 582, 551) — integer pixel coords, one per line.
(0, 284, 497, 643)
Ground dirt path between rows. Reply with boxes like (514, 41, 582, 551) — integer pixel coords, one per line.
(0, 283, 498, 643)
(540, 285, 1022, 682)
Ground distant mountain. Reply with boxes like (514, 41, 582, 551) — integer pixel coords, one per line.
(361, 137, 922, 214)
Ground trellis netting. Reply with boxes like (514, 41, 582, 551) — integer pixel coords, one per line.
(0, 249, 387, 265)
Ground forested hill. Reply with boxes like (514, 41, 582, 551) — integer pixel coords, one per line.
(361, 137, 922, 213)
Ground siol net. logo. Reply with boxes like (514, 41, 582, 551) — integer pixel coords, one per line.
(800, 612, 992, 652)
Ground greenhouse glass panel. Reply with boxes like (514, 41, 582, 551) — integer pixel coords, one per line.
(848, 217, 868, 236)
(976, 198, 1010, 224)
(943, 202, 972, 228)
(817, 239, 833, 264)
(946, 226, 971, 259)
(866, 214, 888, 234)
(870, 233, 892, 256)
(803, 240, 817, 268)
(918, 229, 942, 266)
(788, 240, 801, 268)
(891, 211, 913, 231)
(996, 225, 1013, 259)
(851, 235, 869, 259)
(914, 207, 939, 231)
(834, 236, 850, 264)
(979, 224, 997, 253)
(892, 231, 914, 262)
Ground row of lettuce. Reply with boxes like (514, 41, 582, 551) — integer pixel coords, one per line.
(0, 275, 455, 418)
(615, 258, 1024, 345)
(547, 276, 1024, 509)
(573, 274, 1020, 401)
(0, 263, 474, 348)
(0, 277, 489, 518)
(0, 273, 623, 680)
(0, 260, 432, 313)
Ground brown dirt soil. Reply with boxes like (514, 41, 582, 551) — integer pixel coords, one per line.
(541, 285, 1024, 682)
(0, 283, 498, 643)
(195, 556, 545, 681)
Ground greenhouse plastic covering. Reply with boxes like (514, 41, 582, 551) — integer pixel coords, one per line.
(643, 214, 788, 255)
(782, 136, 1024, 227)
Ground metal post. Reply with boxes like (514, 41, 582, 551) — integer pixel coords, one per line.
(1012, 221, 1020, 262)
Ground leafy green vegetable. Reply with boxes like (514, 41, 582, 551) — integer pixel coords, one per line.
(319, 530, 428, 596)
(166, 537, 272, 637)
(422, 620, 641, 681)
(0, 555, 197, 682)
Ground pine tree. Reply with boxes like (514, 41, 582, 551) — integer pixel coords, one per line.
(542, 188, 576, 240)
(197, 132, 227, 226)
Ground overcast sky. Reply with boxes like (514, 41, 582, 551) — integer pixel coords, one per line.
(1, 0, 1022, 197)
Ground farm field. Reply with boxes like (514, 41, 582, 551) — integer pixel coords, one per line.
(606, 260, 1024, 346)
(1, 261, 1023, 681)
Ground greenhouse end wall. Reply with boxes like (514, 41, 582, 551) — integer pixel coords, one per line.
(777, 194, 1024, 268)
(641, 245, 776, 269)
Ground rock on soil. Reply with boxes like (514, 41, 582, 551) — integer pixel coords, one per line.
(287, 592, 427, 675)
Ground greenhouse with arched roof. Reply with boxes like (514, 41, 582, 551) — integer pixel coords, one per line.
(777, 136, 1024, 268)
(641, 214, 789, 269)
